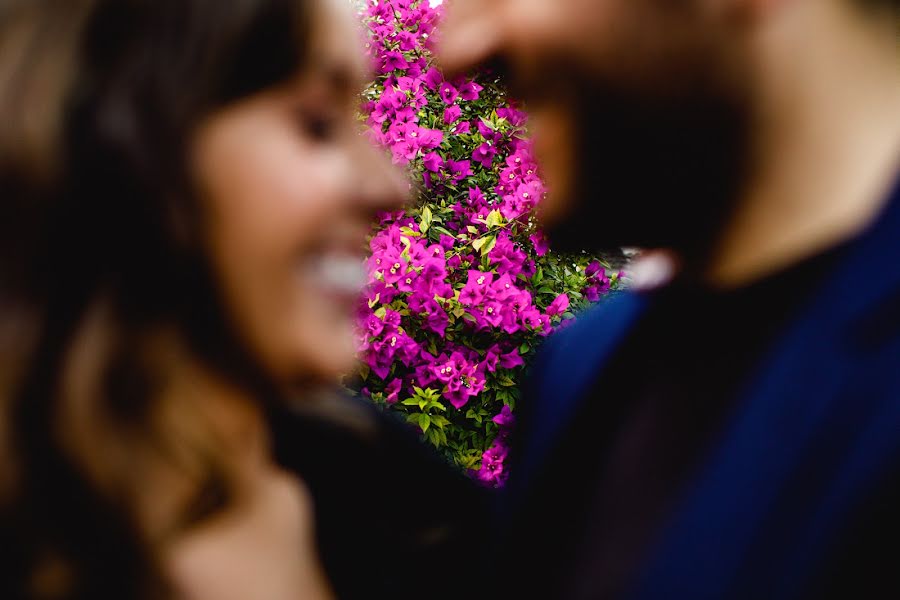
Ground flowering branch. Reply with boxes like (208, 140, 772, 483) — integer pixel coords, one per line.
(352, 0, 621, 486)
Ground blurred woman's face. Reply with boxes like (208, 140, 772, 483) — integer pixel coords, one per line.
(192, 0, 406, 386)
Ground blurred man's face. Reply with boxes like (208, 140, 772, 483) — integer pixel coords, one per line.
(441, 0, 755, 256)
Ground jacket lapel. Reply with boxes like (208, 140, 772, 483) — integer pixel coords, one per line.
(509, 292, 648, 503)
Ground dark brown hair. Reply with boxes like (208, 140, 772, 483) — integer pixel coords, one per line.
(0, 0, 311, 598)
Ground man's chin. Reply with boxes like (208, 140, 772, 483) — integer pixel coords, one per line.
(542, 202, 641, 255)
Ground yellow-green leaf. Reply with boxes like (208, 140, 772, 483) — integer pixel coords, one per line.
(420, 205, 433, 234)
(485, 210, 504, 229)
(473, 235, 497, 256)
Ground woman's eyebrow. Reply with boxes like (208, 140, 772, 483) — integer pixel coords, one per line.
(311, 57, 367, 96)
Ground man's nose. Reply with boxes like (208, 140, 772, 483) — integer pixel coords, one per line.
(437, 0, 507, 77)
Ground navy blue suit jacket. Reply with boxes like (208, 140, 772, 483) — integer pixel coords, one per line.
(509, 181, 900, 599)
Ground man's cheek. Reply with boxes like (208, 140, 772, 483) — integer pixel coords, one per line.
(531, 105, 577, 228)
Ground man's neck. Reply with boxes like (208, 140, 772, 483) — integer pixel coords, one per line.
(703, 1, 900, 289)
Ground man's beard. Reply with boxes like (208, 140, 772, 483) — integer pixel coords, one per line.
(540, 59, 754, 265)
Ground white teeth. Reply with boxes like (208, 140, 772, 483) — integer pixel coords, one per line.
(308, 254, 367, 296)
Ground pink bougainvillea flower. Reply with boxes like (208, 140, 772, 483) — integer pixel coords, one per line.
(417, 127, 444, 150)
(546, 293, 570, 317)
(467, 186, 485, 205)
(492, 405, 516, 430)
(439, 83, 459, 104)
(365, 314, 385, 338)
(498, 348, 525, 369)
(477, 119, 501, 143)
(472, 142, 497, 169)
(499, 166, 520, 188)
(392, 107, 419, 125)
(444, 370, 485, 409)
(482, 344, 502, 373)
(458, 283, 482, 307)
(452, 121, 470, 135)
(390, 142, 416, 165)
(497, 106, 528, 127)
(439, 234, 455, 250)
(395, 75, 417, 92)
(422, 301, 450, 336)
(422, 151, 443, 173)
(385, 378, 402, 404)
(382, 50, 408, 73)
(395, 30, 417, 52)
(458, 80, 483, 102)
(423, 67, 443, 90)
(443, 104, 462, 125)
(397, 271, 419, 293)
(446, 159, 471, 183)
(481, 301, 505, 328)
(432, 352, 463, 384)
(382, 309, 402, 328)
(476, 439, 509, 486)
(459, 270, 494, 306)
(530, 232, 550, 257)
(489, 235, 528, 278)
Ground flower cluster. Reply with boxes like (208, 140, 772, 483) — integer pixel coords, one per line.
(353, 0, 621, 486)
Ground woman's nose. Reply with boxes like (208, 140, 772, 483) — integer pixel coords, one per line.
(351, 135, 409, 214)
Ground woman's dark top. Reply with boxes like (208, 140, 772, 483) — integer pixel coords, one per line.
(267, 392, 491, 600)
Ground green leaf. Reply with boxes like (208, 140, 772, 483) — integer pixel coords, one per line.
(485, 210, 504, 229)
(418, 413, 431, 433)
(425, 427, 447, 448)
(473, 235, 497, 256)
(427, 400, 447, 412)
(419, 205, 433, 234)
(497, 374, 516, 387)
(431, 415, 451, 429)
(434, 428, 448, 446)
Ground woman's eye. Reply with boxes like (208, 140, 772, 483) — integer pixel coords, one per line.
(297, 109, 338, 142)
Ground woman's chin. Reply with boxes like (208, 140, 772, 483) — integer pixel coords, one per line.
(291, 313, 360, 385)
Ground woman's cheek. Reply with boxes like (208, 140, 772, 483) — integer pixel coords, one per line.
(277, 150, 362, 380)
